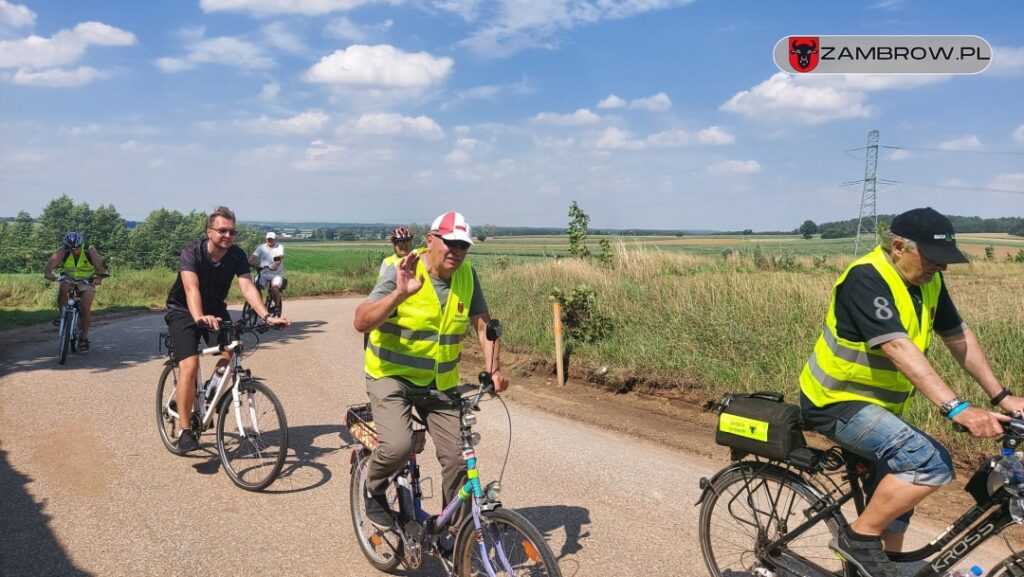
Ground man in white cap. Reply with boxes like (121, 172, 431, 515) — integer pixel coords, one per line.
(249, 231, 286, 315)
(353, 210, 507, 548)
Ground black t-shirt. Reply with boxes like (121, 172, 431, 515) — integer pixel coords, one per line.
(166, 239, 250, 315)
(833, 263, 964, 349)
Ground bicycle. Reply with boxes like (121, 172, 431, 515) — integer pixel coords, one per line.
(155, 318, 289, 491)
(697, 399, 1024, 577)
(241, 266, 286, 329)
(346, 320, 562, 577)
(52, 273, 107, 365)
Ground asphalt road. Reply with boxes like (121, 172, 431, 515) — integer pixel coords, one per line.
(0, 297, 1015, 576)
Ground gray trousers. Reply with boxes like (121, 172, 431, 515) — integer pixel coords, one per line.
(365, 375, 466, 517)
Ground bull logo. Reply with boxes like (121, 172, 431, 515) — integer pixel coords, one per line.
(789, 36, 819, 72)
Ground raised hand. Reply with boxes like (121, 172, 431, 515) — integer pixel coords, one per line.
(395, 251, 424, 297)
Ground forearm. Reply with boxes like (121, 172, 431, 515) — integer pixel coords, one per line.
(943, 329, 1004, 398)
(353, 292, 406, 333)
(881, 338, 958, 406)
(185, 288, 206, 322)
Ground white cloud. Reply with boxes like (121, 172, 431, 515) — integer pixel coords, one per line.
(989, 173, 1024, 193)
(305, 45, 453, 88)
(4, 148, 48, 164)
(628, 92, 671, 111)
(696, 126, 734, 145)
(0, 0, 34, 28)
(888, 149, 913, 161)
(342, 113, 444, 140)
(445, 137, 482, 163)
(0, 21, 136, 69)
(721, 72, 871, 125)
(645, 126, 734, 148)
(200, 0, 397, 16)
(261, 21, 305, 54)
(157, 35, 273, 72)
(239, 110, 330, 135)
(597, 94, 626, 108)
(260, 82, 280, 100)
(432, 0, 481, 21)
(120, 140, 152, 152)
(591, 127, 645, 150)
(939, 135, 981, 150)
(68, 123, 102, 135)
(442, 77, 533, 109)
(531, 108, 600, 126)
(12, 66, 100, 86)
(325, 17, 393, 42)
(706, 159, 761, 175)
(988, 46, 1024, 77)
(1014, 125, 1024, 143)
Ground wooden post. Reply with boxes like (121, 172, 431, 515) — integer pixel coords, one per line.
(553, 302, 565, 386)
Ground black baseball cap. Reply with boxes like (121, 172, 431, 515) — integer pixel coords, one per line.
(890, 207, 968, 265)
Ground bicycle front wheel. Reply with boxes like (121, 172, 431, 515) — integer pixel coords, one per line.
(215, 379, 288, 491)
(155, 364, 188, 455)
(699, 463, 851, 577)
(349, 451, 403, 572)
(241, 302, 257, 329)
(456, 507, 562, 577)
(987, 554, 1024, 577)
(57, 309, 73, 364)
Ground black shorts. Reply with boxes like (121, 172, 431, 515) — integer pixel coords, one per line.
(163, 307, 231, 361)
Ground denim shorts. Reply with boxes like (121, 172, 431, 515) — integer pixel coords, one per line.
(801, 397, 955, 533)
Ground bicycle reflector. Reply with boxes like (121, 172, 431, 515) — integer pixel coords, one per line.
(485, 480, 501, 501)
(522, 539, 540, 562)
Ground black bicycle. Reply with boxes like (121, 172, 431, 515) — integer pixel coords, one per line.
(241, 266, 286, 329)
(52, 273, 107, 364)
(697, 413, 1024, 577)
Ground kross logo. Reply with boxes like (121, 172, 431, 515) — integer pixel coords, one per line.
(789, 37, 820, 72)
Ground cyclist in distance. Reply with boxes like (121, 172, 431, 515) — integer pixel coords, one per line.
(164, 206, 290, 453)
(43, 231, 109, 353)
(249, 231, 285, 315)
(353, 210, 507, 542)
(378, 226, 415, 279)
(798, 207, 1024, 577)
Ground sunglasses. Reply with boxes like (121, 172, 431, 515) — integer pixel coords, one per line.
(432, 234, 470, 252)
(211, 227, 238, 237)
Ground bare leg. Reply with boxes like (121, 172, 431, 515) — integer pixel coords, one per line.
(271, 285, 282, 310)
(57, 282, 69, 312)
(79, 289, 95, 340)
(176, 355, 199, 434)
(850, 474, 937, 552)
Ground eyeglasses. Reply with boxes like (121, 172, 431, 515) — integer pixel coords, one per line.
(432, 234, 470, 252)
(211, 228, 238, 237)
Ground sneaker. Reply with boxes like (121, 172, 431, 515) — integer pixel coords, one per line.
(176, 428, 200, 454)
(437, 531, 455, 559)
(78, 339, 89, 353)
(364, 489, 394, 528)
(829, 526, 897, 577)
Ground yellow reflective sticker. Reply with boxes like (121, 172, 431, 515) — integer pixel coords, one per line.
(719, 413, 769, 442)
(467, 469, 479, 479)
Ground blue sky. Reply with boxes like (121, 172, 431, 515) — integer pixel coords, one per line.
(1, 0, 1022, 230)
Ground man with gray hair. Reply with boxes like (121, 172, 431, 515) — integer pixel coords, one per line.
(799, 207, 1024, 577)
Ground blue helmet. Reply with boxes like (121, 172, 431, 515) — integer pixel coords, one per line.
(62, 231, 83, 249)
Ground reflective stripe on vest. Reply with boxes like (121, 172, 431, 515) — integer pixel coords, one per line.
(62, 245, 96, 280)
(799, 245, 940, 415)
(365, 259, 473, 390)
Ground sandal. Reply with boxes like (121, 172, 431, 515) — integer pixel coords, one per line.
(78, 338, 90, 353)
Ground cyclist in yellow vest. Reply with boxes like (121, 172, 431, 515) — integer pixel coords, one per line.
(377, 226, 414, 280)
(799, 208, 1024, 577)
(43, 231, 109, 353)
(354, 210, 507, 539)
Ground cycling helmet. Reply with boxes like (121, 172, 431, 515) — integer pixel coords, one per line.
(390, 227, 413, 242)
(62, 231, 83, 249)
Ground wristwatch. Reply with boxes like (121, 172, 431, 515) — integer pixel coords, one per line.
(940, 398, 966, 417)
(991, 388, 1014, 406)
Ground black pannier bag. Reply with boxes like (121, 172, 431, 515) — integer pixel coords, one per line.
(715, 391, 806, 460)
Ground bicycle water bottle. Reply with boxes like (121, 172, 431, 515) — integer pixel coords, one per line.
(1000, 448, 1024, 487)
(207, 366, 226, 402)
(943, 565, 982, 577)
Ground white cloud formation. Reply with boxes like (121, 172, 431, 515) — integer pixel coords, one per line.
(239, 110, 330, 135)
(445, 137, 482, 163)
(200, 0, 397, 16)
(261, 21, 305, 53)
(0, 0, 34, 28)
(305, 45, 453, 88)
(628, 92, 671, 111)
(706, 159, 761, 175)
(645, 126, 734, 147)
(12, 66, 100, 86)
(1014, 125, 1024, 143)
(342, 113, 445, 140)
(939, 135, 981, 150)
(0, 21, 135, 69)
(156, 35, 273, 72)
(696, 126, 734, 145)
(888, 149, 913, 161)
(432, 0, 481, 21)
(531, 108, 600, 126)
(591, 127, 645, 150)
(260, 82, 280, 100)
(597, 94, 626, 108)
(989, 173, 1024, 193)
(988, 46, 1024, 77)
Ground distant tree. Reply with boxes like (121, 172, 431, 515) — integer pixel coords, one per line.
(567, 200, 590, 259)
(799, 220, 818, 239)
(34, 195, 93, 256)
(87, 204, 129, 268)
(125, 208, 205, 269)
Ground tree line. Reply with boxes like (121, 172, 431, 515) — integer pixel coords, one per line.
(804, 215, 1024, 240)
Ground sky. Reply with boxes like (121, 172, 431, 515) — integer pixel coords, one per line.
(0, 0, 1022, 231)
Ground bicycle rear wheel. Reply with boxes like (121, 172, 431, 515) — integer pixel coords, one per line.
(155, 364, 188, 456)
(699, 463, 850, 577)
(216, 379, 288, 491)
(349, 451, 403, 572)
(57, 309, 73, 364)
(455, 507, 562, 577)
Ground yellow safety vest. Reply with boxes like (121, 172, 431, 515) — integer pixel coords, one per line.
(62, 245, 96, 280)
(800, 245, 941, 415)
(365, 258, 474, 390)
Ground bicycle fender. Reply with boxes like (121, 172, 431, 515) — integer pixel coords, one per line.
(695, 461, 805, 506)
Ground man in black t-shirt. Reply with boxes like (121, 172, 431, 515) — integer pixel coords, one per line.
(164, 206, 290, 453)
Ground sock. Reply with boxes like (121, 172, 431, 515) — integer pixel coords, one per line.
(846, 525, 880, 541)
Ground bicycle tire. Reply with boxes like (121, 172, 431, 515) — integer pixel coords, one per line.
(215, 379, 288, 491)
(57, 309, 73, 364)
(70, 311, 79, 353)
(455, 507, 562, 577)
(155, 364, 189, 456)
(988, 554, 1024, 577)
(241, 302, 257, 329)
(349, 451, 403, 572)
(699, 463, 851, 577)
